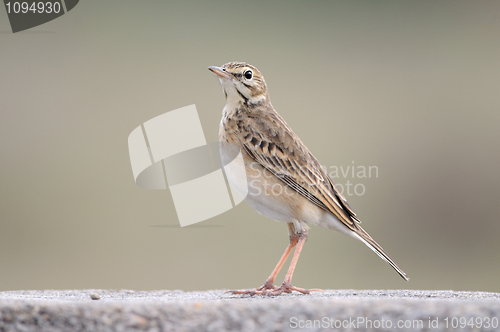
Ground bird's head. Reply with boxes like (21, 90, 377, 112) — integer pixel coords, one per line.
(209, 62, 269, 106)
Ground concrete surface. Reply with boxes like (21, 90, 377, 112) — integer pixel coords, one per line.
(0, 289, 499, 331)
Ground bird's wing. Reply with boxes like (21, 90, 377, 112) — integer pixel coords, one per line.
(236, 108, 360, 230)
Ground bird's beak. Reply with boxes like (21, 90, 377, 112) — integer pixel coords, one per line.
(208, 66, 233, 80)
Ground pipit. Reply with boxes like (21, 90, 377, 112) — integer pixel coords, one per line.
(209, 62, 408, 296)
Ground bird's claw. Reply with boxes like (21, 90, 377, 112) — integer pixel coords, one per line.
(227, 284, 324, 296)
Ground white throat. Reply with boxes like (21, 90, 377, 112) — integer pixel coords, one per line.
(219, 77, 265, 114)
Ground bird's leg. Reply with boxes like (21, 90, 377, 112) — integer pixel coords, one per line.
(227, 233, 299, 295)
(228, 230, 323, 296)
(274, 232, 323, 295)
(256, 233, 299, 291)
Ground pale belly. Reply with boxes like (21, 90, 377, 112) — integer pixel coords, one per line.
(220, 143, 349, 235)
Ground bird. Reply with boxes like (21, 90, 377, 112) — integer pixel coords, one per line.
(208, 62, 408, 296)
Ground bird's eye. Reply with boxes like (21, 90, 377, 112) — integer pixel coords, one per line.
(244, 70, 253, 79)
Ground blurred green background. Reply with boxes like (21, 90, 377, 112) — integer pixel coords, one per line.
(1, 0, 499, 293)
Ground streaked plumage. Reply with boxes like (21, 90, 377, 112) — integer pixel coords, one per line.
(209, 62, 408, 296)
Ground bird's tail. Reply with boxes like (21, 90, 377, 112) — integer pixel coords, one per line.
(353, 226, 409, 281)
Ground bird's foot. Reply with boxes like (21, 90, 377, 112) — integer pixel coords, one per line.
(226, 280, 277, 295)
(227, 282, 324, 296)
